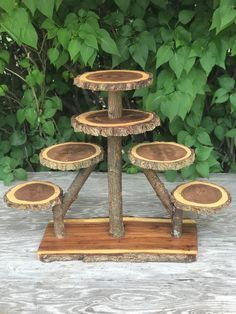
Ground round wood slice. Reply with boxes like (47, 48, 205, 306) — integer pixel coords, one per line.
(129, 142, 195, 171)
(40, 142, 103, 171)
(74, 70, 153, 91)
(72, 109, 160, 137)
(4, 181, 62, 211)
(171, 181, 231, 214)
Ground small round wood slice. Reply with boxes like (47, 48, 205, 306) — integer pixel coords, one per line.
(171, 181, 231, 214)
(72, 109, 160, 137)
(74, 70, 153, 91)
(129, 142, 195, 171)
(4, 181, 62, 211)
(40, 142, 103, 171)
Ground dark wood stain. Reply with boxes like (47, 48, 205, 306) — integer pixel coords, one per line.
(46, 143, 96, 162)
(85, 110, 150, 125)
(182, 184, 222, 204)
(38, 218, 197, 262)
(14, 183, 55, 202)
(136, 143, 187, 161)
(86, 71, 143, 82)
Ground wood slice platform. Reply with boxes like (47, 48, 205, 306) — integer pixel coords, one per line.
(4, 181, 62, 211)
(72, 109, 160, 137)
(74, 70, 153, 91)
(40, 142, 103, 171)
(171, 181, 231, 214)
(37, 217, 197, 263)
(129, 141, 195, 171)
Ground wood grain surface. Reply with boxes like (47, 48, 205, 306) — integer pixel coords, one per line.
(0, 172, 235, 313)
(37, 217, 197, 262)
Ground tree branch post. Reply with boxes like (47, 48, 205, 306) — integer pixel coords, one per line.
(171, 207, 183, 238)
(107, 91, 124, 238)
(52, 165, 95, 238)
(142, 169, 173, 215)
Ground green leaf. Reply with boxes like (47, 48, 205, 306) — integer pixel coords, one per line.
(16, 107, 26, 124)
(0, 50, 10, 63)
(165, 170, 177, 182)
(47, 47, 59, 64)
(37, 0, 55, 18)
(200, 43, 216, 75)
(197, 131, 212, 146)
(21, 22, 38, 48)
(14, 168, 27, 180)
(43, 121, 55, 136)
(23, 0, 37, 14)
(99, 29, 120, 56)
(181, 164, 195, 179)
(0, 0, 15, 13)
(196, 161, 209, 177)
(126, 166, 139, 174)
(84, 34, 98, 50)
(68, 38, 80, 60)
(133, 18, 146, 31)
(10, 131, 27, 146)
(177, 77, 195, 97)
(178, 10, 195, 24)
(169, 51, 184, 78)
(230, 93, 236, 111)
(156, 45, 173, 69)
(212, 5, 236, 34)
(4, 173, 14, 185)
(226, 129, 236, 138)
(43, 107, 57, 119)
(129, 42, 148, 69)
(196, 146, 213, 161)
(0, 84, 8, 96)
(218, 76, 235, 92)
(214, 88, 229, 104)
(184, 134, 195, 147)
(25, 108, 37, 126)
(0, 140, 10, 154)
(114, 0, 131, 12)
(80, 43, 95, 65)
(26, 69, 44, 86)
(214, 125, 225, 141)
(57, 28, 71, 49)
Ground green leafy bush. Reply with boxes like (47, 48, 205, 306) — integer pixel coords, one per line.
(0, 0, 235, 184)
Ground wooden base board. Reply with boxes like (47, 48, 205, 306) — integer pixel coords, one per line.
(37, 217, 198, 263)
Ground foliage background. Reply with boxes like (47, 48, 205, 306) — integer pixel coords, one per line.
(0, 0, 236, 184)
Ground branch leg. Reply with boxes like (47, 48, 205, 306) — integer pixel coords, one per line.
(62, 165, 95, 218)
(142, 169, 173, 215)
(52, 204, 64, 239)
(172, 207, 183, 238)
(51, 166, 94, 238)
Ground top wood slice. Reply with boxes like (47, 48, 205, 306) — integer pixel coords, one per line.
(74, 70, 153, 91)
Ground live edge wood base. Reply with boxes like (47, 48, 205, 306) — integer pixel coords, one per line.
(37, 217, 198, 263)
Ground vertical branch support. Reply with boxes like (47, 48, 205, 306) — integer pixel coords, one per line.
(142, 168, 183, 238)
(107, 91, 124, 238)
(52, 165, 95, 239)
(142, 169, 173, 215)
(52, 204, 64, 239)
(172, 207, 183, 238)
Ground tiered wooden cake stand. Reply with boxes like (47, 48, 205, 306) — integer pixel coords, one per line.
(4, 70, 231, 263)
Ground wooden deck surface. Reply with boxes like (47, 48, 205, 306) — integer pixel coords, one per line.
(0, 172, 235, 313)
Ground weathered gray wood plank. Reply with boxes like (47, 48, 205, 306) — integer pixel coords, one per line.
(0, 172, 235, 313)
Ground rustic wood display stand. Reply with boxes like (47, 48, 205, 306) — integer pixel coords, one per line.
(3, 70, 231, 263)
